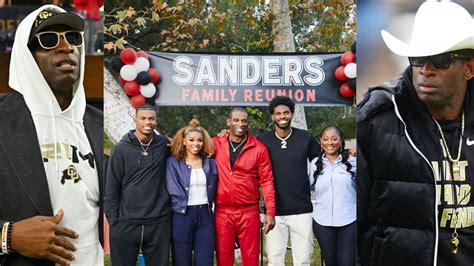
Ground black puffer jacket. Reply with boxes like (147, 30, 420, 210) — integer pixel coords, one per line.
(357, 67, 474, 266)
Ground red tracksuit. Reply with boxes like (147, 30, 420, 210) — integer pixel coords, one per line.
(212, 132, 276, 266)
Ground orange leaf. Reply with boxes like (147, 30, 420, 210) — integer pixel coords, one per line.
(135, 17, 146, 27)
(104, 42, 115, 51)
(126, 7, 136, 17)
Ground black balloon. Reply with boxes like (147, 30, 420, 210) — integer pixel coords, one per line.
(348, 78, 356, 89)
(111, 57, 124, 73)
(146, 96, 155, 105)
(351, 41, 356, 54)
(137, 71, 152, 85)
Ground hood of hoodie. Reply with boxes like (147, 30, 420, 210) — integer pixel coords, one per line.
(9, 4, 86, 119)
(357, 66, 474, 174)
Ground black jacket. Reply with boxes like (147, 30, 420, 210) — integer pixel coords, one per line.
(0, 92, 103, 266)
(357, 68, 474, 266)
(105, 131, 170, 226)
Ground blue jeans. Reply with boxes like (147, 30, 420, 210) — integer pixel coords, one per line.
(171, 204, 215, 266)
(312, 220, 356, 266)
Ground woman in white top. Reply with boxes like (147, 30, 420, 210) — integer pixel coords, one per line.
(166, 118, 218, 266)
(309, 125, 356, 266)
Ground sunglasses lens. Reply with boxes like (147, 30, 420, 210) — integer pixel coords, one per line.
(409, 57, 428, 67)
(65, 31, 83, 46)
(409, 53, 452, 69)
(430, 53, 451, 68)
(38, 33, 59, 49)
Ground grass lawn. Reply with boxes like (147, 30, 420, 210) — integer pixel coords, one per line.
(104, 236, 323, 265)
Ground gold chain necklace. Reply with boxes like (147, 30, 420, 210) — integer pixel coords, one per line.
(433, 111, 464, 181)
(138, 137, 153, 156)
(229, 135, 247, 152)
(432, 111, 464, 254)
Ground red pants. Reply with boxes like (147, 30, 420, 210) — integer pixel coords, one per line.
(215, 205, 260, 266)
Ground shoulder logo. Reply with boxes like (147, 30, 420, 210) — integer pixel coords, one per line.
(467, 138, 474, 146)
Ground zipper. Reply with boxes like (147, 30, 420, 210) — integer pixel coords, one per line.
(227, 136, 251, 202)
(331, 165, 334, 226)
(228, 136, 251, 175)
(392, 95, 438, 266)
(139, 224, 145, 254)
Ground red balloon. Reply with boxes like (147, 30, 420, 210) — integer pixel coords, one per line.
(148, 68, 160, 83)
(335, 66, 348, 81)
(124, 81, 140, 96)
(118, 75, 127, 86)
(340, 83, 355, 98)
(120, 48, 137, 65)
(341, 51, 356, 65)
(137, 51, 149, 59)
(130, 94, 146, 109)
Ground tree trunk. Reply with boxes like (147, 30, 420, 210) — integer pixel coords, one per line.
(270, 0, 307, 130)
(104, 67, 135, 144)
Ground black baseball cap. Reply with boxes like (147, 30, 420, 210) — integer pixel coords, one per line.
(28, 9, 84, 45)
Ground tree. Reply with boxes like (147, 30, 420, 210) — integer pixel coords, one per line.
(270, 0, 307, 130)
(103, 0, 357, 143)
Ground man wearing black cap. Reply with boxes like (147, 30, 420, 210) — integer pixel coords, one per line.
(0, 5, 103, 266)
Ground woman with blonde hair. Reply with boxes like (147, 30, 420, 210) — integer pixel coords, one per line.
(165, 118, 217, 266)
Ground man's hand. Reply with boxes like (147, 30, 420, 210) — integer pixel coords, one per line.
(216, 129, 228, 137)
(263, 215, 275, 234)
(10, 209, 79, 266)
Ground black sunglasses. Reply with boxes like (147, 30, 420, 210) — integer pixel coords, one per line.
(34, 30, 84, 50)
(408, 52, 470, 69)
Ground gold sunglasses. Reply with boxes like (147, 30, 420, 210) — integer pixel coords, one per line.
(34, 30, 84, 50)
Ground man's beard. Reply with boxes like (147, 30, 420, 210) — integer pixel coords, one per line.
(275, 120, 291, 130)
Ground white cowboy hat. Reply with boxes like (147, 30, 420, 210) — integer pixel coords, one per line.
(381, 1, 474, 57)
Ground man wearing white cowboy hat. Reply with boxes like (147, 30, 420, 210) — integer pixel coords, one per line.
(357, 1, 474, 266)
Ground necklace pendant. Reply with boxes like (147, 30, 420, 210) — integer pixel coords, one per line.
(233, 148, 236, 152)
(142, 151, 148, 156)
(449, 236, 460, 254)
(281, 140, 287, 149)
(452, 161, 461, 181)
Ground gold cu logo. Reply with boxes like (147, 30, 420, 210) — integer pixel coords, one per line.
(38, 11, 53, 20)
(67, 165, 79, 180)
(61, 165, 81, 184)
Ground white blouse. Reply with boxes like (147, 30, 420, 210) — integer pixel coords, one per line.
(188, 168, 208, 206)
(310, 154, 356, 227)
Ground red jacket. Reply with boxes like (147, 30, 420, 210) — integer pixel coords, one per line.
(212, 131, 276, 216)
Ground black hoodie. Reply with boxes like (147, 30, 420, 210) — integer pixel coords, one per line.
(357, 67, 474, 266)
(105, 131, 170, 225)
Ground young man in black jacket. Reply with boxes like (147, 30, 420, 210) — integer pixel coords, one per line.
(357, 2, 474, 265)
(105, 104, 171, 266)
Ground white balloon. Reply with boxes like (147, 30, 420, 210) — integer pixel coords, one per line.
(140, 83, 156, 98)
(133, 57, 150, 72)
(120, 65, 137, 81)
(344, 63, 357, 79)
